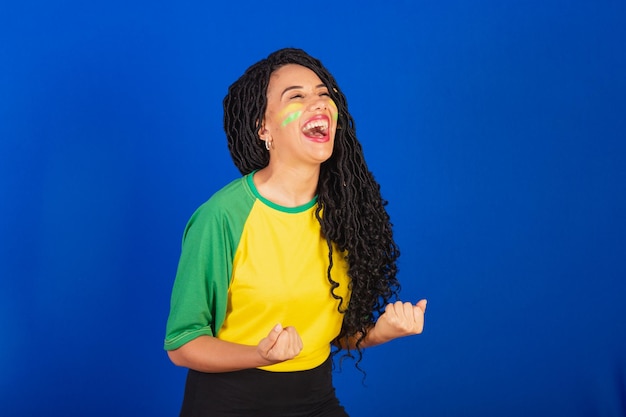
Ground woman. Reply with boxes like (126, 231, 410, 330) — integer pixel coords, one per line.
(164, 48, 427, 416)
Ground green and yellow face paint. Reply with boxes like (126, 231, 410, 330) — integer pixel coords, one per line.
(329, 99, 339, 122)
(278, 103, 304, 127)
(278, 99, 339, 128)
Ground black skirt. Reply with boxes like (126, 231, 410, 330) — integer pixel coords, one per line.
(179, 355, 349, 417)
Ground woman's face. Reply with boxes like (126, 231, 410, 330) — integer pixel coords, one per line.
(260, 64, 339, 169)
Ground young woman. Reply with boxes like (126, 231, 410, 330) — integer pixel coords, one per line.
(164, 48, 427, 416)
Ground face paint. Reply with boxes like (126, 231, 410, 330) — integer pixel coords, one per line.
(279, 103, 304, 127)
(329, 99, 339, 121)
(278, 99, 338, 126)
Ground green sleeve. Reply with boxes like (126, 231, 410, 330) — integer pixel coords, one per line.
(163, 177, 253, 350)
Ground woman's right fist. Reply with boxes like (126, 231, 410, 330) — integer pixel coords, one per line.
(257, 323, 303, 363)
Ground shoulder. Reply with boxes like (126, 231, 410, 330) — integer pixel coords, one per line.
(206, 175, 254, 208)
(185, 175, 257, 232)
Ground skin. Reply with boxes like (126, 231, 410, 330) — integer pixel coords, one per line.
(279, 103, 304, 127)
(339, 300, 428, 350)
(167, 64, 427, 373)
(255, 64, 339, 207)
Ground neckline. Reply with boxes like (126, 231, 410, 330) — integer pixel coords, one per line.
(245, 171, 318, 213)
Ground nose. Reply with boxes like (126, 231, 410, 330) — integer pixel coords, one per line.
(309, 97, 328, 111)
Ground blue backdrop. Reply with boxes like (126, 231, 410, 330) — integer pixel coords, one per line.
(1, 1, 625, 416)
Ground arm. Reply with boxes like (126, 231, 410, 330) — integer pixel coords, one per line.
(167, 323, 303, 373)
(338, 299, 428, 350)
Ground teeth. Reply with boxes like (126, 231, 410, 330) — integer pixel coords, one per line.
(303, 119, 328, 132)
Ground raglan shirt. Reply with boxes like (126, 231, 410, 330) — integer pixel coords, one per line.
(164, 173, 350, 372)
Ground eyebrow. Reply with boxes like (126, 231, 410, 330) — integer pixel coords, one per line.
(280, 84, 327, 98)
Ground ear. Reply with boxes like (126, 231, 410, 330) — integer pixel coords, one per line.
(256, 119, 269, 139)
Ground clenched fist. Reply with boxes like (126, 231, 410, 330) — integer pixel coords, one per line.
(257, 323, 303, 363)
(372, 300, 427, 344)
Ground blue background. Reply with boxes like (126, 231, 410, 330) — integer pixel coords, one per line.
(1, 1, 625, 415)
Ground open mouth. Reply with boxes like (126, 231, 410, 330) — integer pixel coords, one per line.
(302, 117, 329, 139)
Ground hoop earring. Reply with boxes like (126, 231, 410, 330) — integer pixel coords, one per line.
(265, 138, 272, 151)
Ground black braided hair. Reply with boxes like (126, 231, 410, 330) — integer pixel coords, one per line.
(223, 48, 400, 368)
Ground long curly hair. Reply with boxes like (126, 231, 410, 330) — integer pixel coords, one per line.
(223, 48, 400, 367)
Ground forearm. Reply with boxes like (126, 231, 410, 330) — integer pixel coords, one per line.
(337, 300, 428, 350)
(336, 325, 390, 350)
(167, 335, 275, 373)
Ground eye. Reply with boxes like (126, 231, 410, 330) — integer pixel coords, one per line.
(289, 93, 304, 99)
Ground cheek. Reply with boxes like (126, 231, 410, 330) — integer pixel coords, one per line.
(329, 99, 339, 121)
(278, 103, 304, 127)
